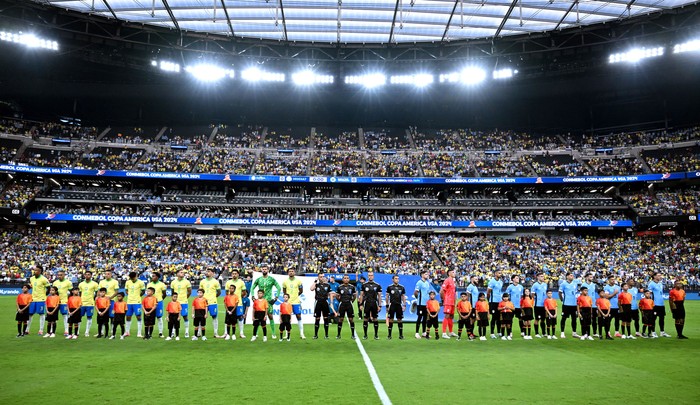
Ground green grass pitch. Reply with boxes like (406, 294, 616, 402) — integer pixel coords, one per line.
(1, 297, 699, 404)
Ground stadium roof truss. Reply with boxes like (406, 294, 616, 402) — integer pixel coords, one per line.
(30, 0, 699, 45)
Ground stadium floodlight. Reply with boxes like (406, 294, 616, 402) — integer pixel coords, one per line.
(344, 73, 386, 88)
(185, 64, 234, 82)
(158, 60, 181, 73)
(608, 47, 664, 64)
(0, 31, 59, 51)
(389, 74, 434, 88)
(493, 68, 518, 80)
(241, 67, 286, 83)
(439, 67, 487, 85)
(673, 39, 700, 54)
(291, 70, 334, 85)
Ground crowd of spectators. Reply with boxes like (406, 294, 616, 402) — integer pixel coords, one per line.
(0, 182, 41, 208)
(34, 122, 98, 140)
(365, 153, 420, 177)
(412, 129, 464, 151)
(0, 139, 22, 162)
(363, 129, 410, 150)
(209, 124, 262, 148)
(254, 152, 308, 175)
(263, 127, 309, 149)
(578, 127, 700, 148)
(102, 127, 159, 144)
(419, 153, 475, 177)
(196, 149, 255, 174)
(586, 157, 646, 176)
(628, 190, 698, 216)
(76, 147, 145, 170)
(530, 155, 584, 177)
(4, 230, 696, 291)
(643, 147, 700, 173)
(310, 152, 364, 176)
(135, 150, 200, 173)
(18, 147, 79, 167)
(314, 129, 358, 150)
(0, 119, 30, 135)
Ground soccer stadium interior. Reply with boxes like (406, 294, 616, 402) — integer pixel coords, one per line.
(0, 0, 699, 289)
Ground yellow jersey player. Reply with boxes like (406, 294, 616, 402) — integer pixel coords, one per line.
(146, 272, 168, 338)
(28, 265, 51, 336)
(124, 272, 146, 337)
(282, 268, 305, 339)
(78, 270, 99, 337)
(170, 270, 192, 338)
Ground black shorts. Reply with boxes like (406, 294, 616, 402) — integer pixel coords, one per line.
(469, 308, 477, 319)
(225, 307, 237, 324)
(253, 311, 266, 324)
(513, 308, 522, 319)
(281, 314, 292, 324)
(68, 310, 82, 324)
(654, 305, 666, 317)
(642, 310, 655, 325)
(46, 308, 59, 323)
(671, 304, 685, 320)
(521, 307, 534, 321)
(630, 309, 639, 321)
(500, 312, 514, 323)
(144, 313, 156, 326)
(314, 300, 330, 318)
(113, 313, 125, 325)
(562, 305, 577, 318)
(534, 307, 546, 320)
(388, 303, 404, 320)
(168, 313, 179, 324)
(489, 302, 499, 316)
(97, 312, 110, 324)
(363, 302, 379, 319)
(610, 308, 619, 318)
(619, 304, 632, 322)
(579, 308, 592, 323)
(477, 312, 488, 327)
(338, 302, 354, 318)
(194, 317, 206, 327)
(15, 310, 29, 322)
(426, 316, 439, 329)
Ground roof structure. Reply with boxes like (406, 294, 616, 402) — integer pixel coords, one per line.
(33, 0, 698, 44)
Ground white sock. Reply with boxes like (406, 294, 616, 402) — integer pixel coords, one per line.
(63, 316, 69, 334)
(125, 319, 132, 334)
(85, 318, 93, 334)
(298, 319, 304, 335)
(39, 314, 46, 333)
(238, 320, 244, 334)
(158, 317, 164, 334)
(184, 320, 190, 335)
(213, 318, 219, 336)
(137, 319, 142, 335)
(26, 318, 32, 333)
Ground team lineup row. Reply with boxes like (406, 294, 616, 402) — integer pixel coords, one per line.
(15, 265, 689, 341)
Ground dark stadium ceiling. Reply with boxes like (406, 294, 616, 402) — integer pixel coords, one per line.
(31, 0, 699, 45)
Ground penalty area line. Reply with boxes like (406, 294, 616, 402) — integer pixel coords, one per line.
(354, 337, 392, 405)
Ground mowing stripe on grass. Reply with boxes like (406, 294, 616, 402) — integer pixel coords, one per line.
(354, 337, 392, 405)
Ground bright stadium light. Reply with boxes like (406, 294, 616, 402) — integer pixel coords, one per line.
(608, 47, 664, 64)
(344, 73, 386, 88)
(439, 67, 487, 85)
(185, 64, 234, 82)
(241, 67, 286, 82)
(0, 31, 59, 51)
(673, 39, 700, 54)
(493, 68, 518, 80)
(389, 74, 434, 88)
(291, 70, 334, 85)
(158, 60, 181, 73)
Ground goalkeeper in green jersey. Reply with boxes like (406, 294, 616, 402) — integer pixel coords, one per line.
(250, 264, 282, 339)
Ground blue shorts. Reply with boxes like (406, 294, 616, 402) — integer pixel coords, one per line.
(156, 301, 164, 318)
(236, 306, 244, 317)
(292, 304, 302, 316)
(29, 302, 46, 315)
(180, 303, 189, 318)
(59, 304, 68, 315)
(126, 304, 142, 317)
(109, 301, 115, 318)
(208, 304, 218, 318)
(81, 306, 95, 318)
